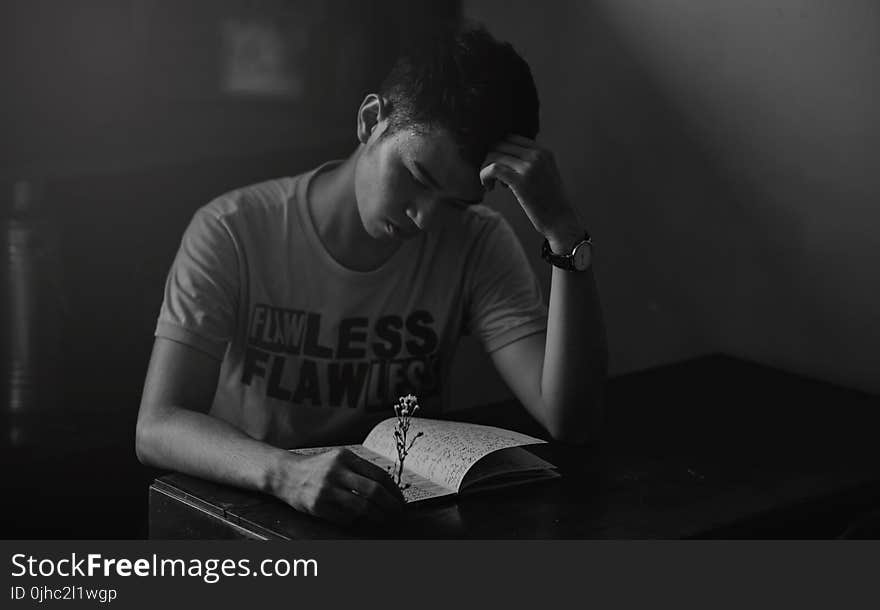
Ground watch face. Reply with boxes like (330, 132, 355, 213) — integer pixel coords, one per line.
(572, 243, 592, 270)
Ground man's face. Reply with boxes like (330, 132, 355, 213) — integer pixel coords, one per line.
(353, 123, 486, 241)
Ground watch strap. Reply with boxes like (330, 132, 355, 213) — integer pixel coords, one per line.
(541, 231, 592, 271)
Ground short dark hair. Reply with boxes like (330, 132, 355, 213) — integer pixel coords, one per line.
(379, 23, 540, 168)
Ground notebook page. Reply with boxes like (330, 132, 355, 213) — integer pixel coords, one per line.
(362, 418, 546, 492)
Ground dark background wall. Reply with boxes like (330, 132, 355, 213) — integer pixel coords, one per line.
(2, 1, 878, 537)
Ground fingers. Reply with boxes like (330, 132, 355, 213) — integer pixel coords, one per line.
(480, 144, 538, 191)
(304, 470, 401, 527)
(315, 488, 386, 527)
(310, 490, 354, 526)
(493, 140, 535, 161)
(505, 133, 538, 147)
(337, 469, 404, 515)
(483, 134, 549, 166)
(484, 151, 528, 173)
(480, 161, 521, 190)
(282, 448, 409, 528)
(342, 450, 405, 501)
(480, 135, 557, 199)
(492, 140, 553, 165)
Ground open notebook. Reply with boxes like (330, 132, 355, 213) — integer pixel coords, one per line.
(289, 418, 560, 504)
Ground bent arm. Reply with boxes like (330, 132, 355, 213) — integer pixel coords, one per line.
(135, 337, 289, 494)
(490, 266, 608, 444)
(479, 136, 608, 444)
(136, 337, 404, 524)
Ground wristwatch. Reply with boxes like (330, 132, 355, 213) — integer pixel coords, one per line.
(541, 231, 593, 271)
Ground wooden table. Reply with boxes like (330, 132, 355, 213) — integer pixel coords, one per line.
(149, 355, 880, 539)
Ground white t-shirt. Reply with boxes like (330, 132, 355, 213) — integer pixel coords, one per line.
(155, 162, 547, 448)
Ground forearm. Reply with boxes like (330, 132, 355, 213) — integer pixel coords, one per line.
(541, 264, 608, 442)
(135, 406, 292, 496)
(479, 136, 608, 442)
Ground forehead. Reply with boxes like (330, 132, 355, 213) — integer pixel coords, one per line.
(393, 128, 484, 198)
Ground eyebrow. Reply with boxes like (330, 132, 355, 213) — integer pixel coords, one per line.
(413, 160, 482, 205)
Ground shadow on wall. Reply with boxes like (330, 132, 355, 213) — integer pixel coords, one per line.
(589, 0, 880, 394)
(455, 0, 880, 404)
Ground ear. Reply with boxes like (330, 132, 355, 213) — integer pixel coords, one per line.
(356, 93, 388, 144)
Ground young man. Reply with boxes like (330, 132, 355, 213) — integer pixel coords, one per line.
(136, 25, 607, 526)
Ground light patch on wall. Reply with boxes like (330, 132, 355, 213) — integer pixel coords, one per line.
(221, 18, 306, 99)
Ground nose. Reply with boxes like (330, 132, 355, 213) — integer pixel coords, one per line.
(405, 197, 439, 231)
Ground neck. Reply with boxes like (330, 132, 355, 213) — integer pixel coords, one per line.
(308, 148, 401, 271)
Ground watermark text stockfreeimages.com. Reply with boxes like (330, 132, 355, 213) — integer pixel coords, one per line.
(10, 552, 318, 584)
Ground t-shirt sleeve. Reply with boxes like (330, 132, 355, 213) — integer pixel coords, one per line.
(155, 207, 240, 360)
(464, 215, 548, 353)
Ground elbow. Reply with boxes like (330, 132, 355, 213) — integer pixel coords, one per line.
(136, 398, 178, 467)
(135, 413, 159, 467)
(548, 358, 608, 446)
(134, 419, 149, 465)
(546, 421, 602, 446)
(544, 395, 606, 446)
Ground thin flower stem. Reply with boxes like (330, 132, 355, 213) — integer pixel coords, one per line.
(390, 394, 423, 489)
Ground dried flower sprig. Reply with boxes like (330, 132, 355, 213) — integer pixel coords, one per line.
(389, 394, 424, 490)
